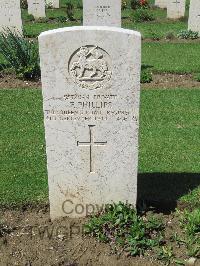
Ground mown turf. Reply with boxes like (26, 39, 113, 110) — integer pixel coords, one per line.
(0, 89, 47, 205)
(0, 88, 200, 206)
(142, 42, 200, 73)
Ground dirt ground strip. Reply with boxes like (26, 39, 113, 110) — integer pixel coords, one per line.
(0, 73, 200, 90)
(0, 206, 199, 266)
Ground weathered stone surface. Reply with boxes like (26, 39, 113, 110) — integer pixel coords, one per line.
(39, 26, 141, 220)
(0, 0, 23, 35)
(167, 0, 185, 19)
(46, 0, 59, 8)
(28, 0, 46, 19)
(155, 0, 167, 8)
(83, 0, 121, 27)
(188, 0, 200, 34)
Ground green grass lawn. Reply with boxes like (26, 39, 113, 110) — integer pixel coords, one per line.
(142, 42, 200, 73)
(0, 88, 199, 206)
(18, 2, 200, 76)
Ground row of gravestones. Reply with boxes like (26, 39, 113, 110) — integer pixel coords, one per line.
(156, 0, 200, 34)
(0, 0, 200, 36)
(0, 0, 199, 220)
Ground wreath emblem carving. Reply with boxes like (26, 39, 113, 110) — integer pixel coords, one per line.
(69, 45, 112, 90)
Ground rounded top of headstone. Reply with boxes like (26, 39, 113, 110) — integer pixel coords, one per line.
(39, 26, 141, 40)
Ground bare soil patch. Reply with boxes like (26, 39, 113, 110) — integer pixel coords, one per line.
(0, 206, 199, 266)
(0, 73, 41, 89)
(142, 73, 200, 89)
(0, 73, 200, 90)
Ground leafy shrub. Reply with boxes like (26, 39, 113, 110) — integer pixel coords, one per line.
(141, 66, 153, 83)
(165, 31, 176, 40)
(66, 0, 75, 21)
(131, 0, 141, 9)
(20, 0, 28, 9)
(149, 29, 160, 40)
(178, 16, 188, 22)
(0, 29, 40, 80)
(56, 16, 67, 23)
(177, 30, 199, 40)
(122, 0, 128, 10)
(194, 73, 200, 82)
(84, 202, 164, 256)
(179, 209, 200, 257)
(36, 17, 49, 23)
(76, 0, 83, 9)
(132, 8, 155, 22)
(25, 14, 35, 22)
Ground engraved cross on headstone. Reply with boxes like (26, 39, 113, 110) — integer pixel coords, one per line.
(77, 125, 107, 173)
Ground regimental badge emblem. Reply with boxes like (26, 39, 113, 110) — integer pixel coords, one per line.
(69, 45, 112, 90)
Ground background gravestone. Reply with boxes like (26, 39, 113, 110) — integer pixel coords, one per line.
(46, 0, 59, 8)
(167, 0, 185, 19)
(188, 0, 200, 34)
(39, 26, 141, 220)
(0, 0, 23, 35)
(155, 0, 167, 8)
(28, 0, 46, 19)
(83, 0, 121, 27)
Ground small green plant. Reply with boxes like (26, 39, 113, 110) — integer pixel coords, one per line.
(0, 221, 13, 237)
(66, 0, 75, 21)
(25, 14, 35, 22)
(56, 16, 67, 23)
(177, 30, 199, 40)
(76, 0, 83, 9)
(194, 73, 200, 82)
(141, 65, 153, 83)
(132, 8, 155, 22)
(165, 31, 176, 40)
(130, 0, 141, 9)
(0, 29, 40, 80)
(36, 17, 49, 23)
(178, 16, 188, 22)
(179, 209, 200, 257)
(157, 246, 174, 265)
(122, 0, 128, 10)
(149, 30, 160, 40)
(84, 202, 164, 256)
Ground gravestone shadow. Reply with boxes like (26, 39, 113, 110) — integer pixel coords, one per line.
(137, 173, 200, 213)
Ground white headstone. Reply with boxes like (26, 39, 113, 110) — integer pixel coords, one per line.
(167, 0, 185, 19)
(39, 26, 141, 220)
(0, 0, 23, 35)
(28, 0, 46, 19)
(155, 0, 167, 8)
(83, 0, 121, 27)
(46, 0, 59, 9)
(188, 0, 200, 34)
